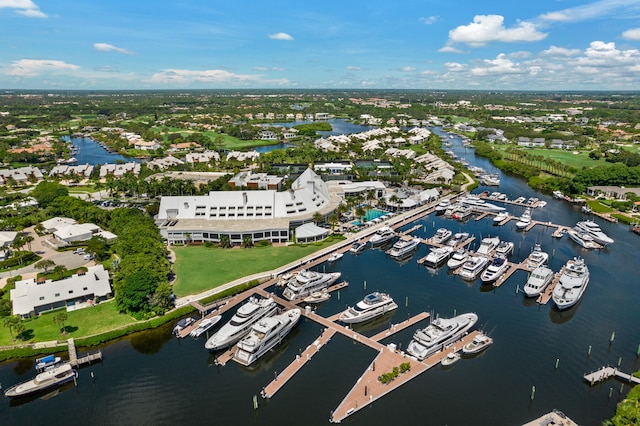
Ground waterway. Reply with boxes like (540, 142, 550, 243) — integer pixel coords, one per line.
(2, 130, 639, 425)
(62, 136, 140, 165)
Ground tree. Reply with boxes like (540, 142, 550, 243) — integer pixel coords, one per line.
(31, 181, 69, 207)
(327, 213, 339, 231)
(115, 270, 159, 316)
(34, 259, 56, 274)
(87, 235, 108, 260)
(312, 212, 324, 225)
(242, 235, 254, 248)
(23, 235, 34, 251)
(53, 265, 68, 280)
(53, 312, 68, 334)
(0, 299, 12, 317)
(219, 234, 231, 248)
(3, 315, 20, 341)
(13, 321, 25, 340)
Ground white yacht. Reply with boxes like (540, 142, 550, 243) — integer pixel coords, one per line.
(435, 199, 451, 215)
(553, 190, 564, 199)
(350, 241, 367, 254)
(476, 236, 500, 256)
(369, 226, 396, 246)
(452, 205, 473, 221)
(552, 257, 590, 310)
(574, 220, 614, 246)
(386, 235, 421, 259)
(233, 309, 301, 366)
(459, 195, 505, 213)
(303, 290, 331, 304)
(431, 228, 453, 244)
(447, 232, 469, 247)
(459, 255, 490, 280)
(205, 297, 278, 351)
(462, 333, 493, 355)
(495, 240, 514, 256)
(525, 244, 549, 268)
(422, 246, 454, 268)
(4, 362, 78, 398)
(327, 252, 343, 262)
(480, 255, 510, 283)
(190, 315, 222, 338)
(282, 270, 342, 301)
(441, 351, 461, 366)
(447, 248, 469, 269)
(481, 174, 501, 186)
(514, 196, 526, 204)
(493, 211, 509, 224)
(406, 313, 478, 360)
(567, 229, 601, 249)
(523, 266, 555, 298)
(515, 208, 532, 230)
(338, 292, 398, 324)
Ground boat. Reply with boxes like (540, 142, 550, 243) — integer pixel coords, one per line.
(553, 190, 564, 199)
(35, 355, 62, 372)
(435, 199, 451, 215)
(386, 235, 421, 259)
(523, 266, 555, 298)
(552, 257, 590, 310)
(581, 205, 592, 214)
(481, 174, 500, 186)
(327, 252, 343, 262)
(458, 195, 505, 213)
(495, 240, 514, 256)
(574, 220, 614, 246)
(173, 317, 196, 336)
(406, 312, 478, 360)
(204, 296, 279, 351)
(443, 202, 461, 218)
(349, 241, 367, 254)
(282, 270, 342, 301)
(480, 255, 509, 283)
(447, 248, 469, 269)
(447, 232, 469, 247)
(190, 315, 222, 338)
(462, 333, 493, 354)
(567, 229, 601, 249)
(338, 292, 398, 324)
(303, 290, 331, 304)
(476, 236, 500, 256)
(459, 255, 490, 280)
(493, 211, 509, 224)
(537, 200, 547, 208)
(233, 309, 301, 366)
(525, 244, 549, 268)
(514, 196, 526, 204)
(515, 208, 532, 230)
(4, 362, 78, 398)
(422, 246, 454, 268)
(452, 204, 473, 220)
(441, 351, 461, 366)
(431, 228, 453, 244)
(369, 226, 396, 246)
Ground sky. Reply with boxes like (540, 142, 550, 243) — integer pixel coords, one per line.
(2, 0, 640, 91)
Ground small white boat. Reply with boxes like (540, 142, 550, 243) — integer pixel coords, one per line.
(537, 200, 547, 208)
(447, 248, 469, 269)
(35, 355, 62, 372)
(173, 317, 196, 336)
(350, 241, 367, 254)
(515, 208, 532, 230)
(447, 232, 469, 247)
(459, 255, 489, 280)
(421, 246, 454, 268)
(462, 333, 493, 354)
(523, 266, 554, 298)
(327, 252, 343, 262)
(303, 290, 331, 304)
(480, 255, 509, 283)
(190, 315, 222, 338)
(526, 244, 549, 268)
(553, 190, 564, 199)
(441, 351, 461, 366)
(476, 236, 500, 256)
(495, 241, 514, 256)
(493, 211, 508, 224)
(513, 196, 526, 204)
(431, 228, 453, 244)
(369, 226, 396, 246)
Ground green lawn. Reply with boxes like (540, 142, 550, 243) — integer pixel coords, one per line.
(586, 200, 613, 213)
(172, 238, 344, 296)
(494, 146, 597, 170)
(0, 300, 136, 346)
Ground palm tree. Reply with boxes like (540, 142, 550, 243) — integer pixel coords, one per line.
(327, 213, 339, 232)
(53, 265, 68, 280)
(3, 315, 19, 341)
(242, 235, 254, 248)
(219, 234, 231, 249)
(389, 195, 400, 211)
(312, 212, 324, 225)
(23, 235, 34, 251)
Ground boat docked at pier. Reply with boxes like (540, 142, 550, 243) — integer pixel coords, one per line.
(493, 211, 509, 224)
(495, 240, 514, 256)
(525, 244, 549, 268)
(452, 205, 473, 221)
(431, 228, 453, 244)
(190, 315, 222, 338)
(553, 190, 564, 199)
(567, 229, 601, 249)
(447, 232, 469, 247)
(515, 208, 532, 230)
(435, 199, 451, 215)
(349, 241, 367, 254)
(406, 313, 478, 360)
(369, 226, 396, 246)
(386, 235, 420, 259)
(205, 296, 278, 351)
(552, 257, 590, 310)
(327, 252, 343, 262)
(303, 290, 331, 304)
(422, 246, 454, 268)
(282, 270, 341, 301)
(480, 255, 509, 283)
(173, 317, 196, 336)
(4, 362, 77, 398)
(523, 266, 554, 298)
(574, 220, 614, 246)
(441, 351, 461, 366)
(35, 355, 61, 372)
(447, 248, 469, 269)
(338, 292, 398, 324)
(480, 174, 500, 186)
(462, 333, 493, 355)
(476, 236, 500, 256)
(459, 255, 490, 280)
(458, 195, 505, 213)
(233, 309, 301, 366)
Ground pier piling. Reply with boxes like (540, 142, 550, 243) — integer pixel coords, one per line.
(530, 386, 535, 400)
(610, 331, 616, 344)
(555, 358, 559, 370)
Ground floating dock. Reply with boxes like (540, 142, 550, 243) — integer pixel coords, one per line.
(584, 366, 640, 386)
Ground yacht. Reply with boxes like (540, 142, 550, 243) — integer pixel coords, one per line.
(447, 232, 469, 247)
(338, 292, 398, 324)
(480, 174, 501, 186)
(523, 266, 555, 298)
(447, 248, 469, 269)
(303, 290, 331, 304)
(327, 252, 343, 262)
(435, 199, 451, 215)
(462, 333, 493, 355)
(431, 228, 453, 244)
(422, 246, 454, 268)
(205, 296, 278, 351)
(476, 236, 500, 256)
(282, 270, 342, 301)
(441, 351, 461, 366)
(567, 229, 601, 249)
(480, 255, 510, 283)
(459, 255, 490, 280)
(514, 196, 526, 204)
(553, 190, 564, 199)
(406, 313, 478, 360)
(493, 211, 509, 224)
(369, 226, 396, 246)
(574, 220, 614, 246)
(525, 244, 549, 268)
(233, 309, 301, 366)
(190, 315, 222, 338)
(173, 317, 196, 336)
(35, 355, 61, 372)
(459, 195, 505, 213)
(350, 241, 367, 254)
(452, 205, 473, 221)
(552, 257, 590, 310)
(4, 362, 77, 398)
(386, 235, 421, 259)
(515, 208, 532, 230)
(495, 240, 514, 256)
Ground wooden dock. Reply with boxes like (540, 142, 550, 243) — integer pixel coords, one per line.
(584, 366, 640, 386)
(67, 338, 102, 367)
(214, 346, 237, 366)
(369, 312, 430, 342)
(498, 215, 513, 226)
(536, 266, 565, 305)
(178, 294, 253, 338)
(474, 211, 491, 221)
(492, 263, 517, 288)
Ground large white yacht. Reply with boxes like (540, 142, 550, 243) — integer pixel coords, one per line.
(493, 211, 509, 224)
(447, 248, 469, 269)
(459, 255, 490, 280)
(435, 199, 451, 215)
(525, 243, 549, 268)
(452, 205, 474, 221)
(431, 228, 453, 244)
(233, 309, 301, 366)
(458, 195, 505, 213)
(515, 208, 532, 230)
(495, 240, 514, 256)
(282, 270, 341, 301)
(369, 226, 396, 246)
(4, 362, 78, 398)
(447, 232, 469, 247)
(406, 313, 478, 360)
(574, 220, 614, 246)
(386, 235, 420, 259)
(480, 255, 510, 283)
(523, 266, 555, 298)
(567, 229, 601, 249)
(552, 257, 590, 310)
(338, 292, 398, 324)
(204, 297, 278, 351)
(476, 236, 500, 256)
(422, 246, 454, 268)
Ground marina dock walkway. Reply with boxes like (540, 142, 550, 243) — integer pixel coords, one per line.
(584, 366, 640, 386)
(369, 312, 430, 342)
(67, 338, 102, 367)
(536, 266, 565, 305)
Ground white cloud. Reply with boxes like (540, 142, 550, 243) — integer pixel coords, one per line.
(94, 43, 135, 55)
(146, 68, 291, 86)
(5, 59, 79, 77)
(444, 62, 467, 72)
(541, 45, 582, 57)
(538, 0, 640, 23)
(438, 46, 463, 54)
(399, 66, 416, 72)
(622, 28, 640, 40)
(471, 54, 523, 76)
(268, 32, 293, 41)
(252, 66, 285, 71)
(346, 65, 361, 71)
(0, 0, 47, 18)
(508, 51, 532, 59)
(447, 15, 547, 47)
(419, 16, 437, 25)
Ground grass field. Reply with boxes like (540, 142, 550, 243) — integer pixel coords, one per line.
(171, 238, 344, 297)
(494, 146, 597, 170)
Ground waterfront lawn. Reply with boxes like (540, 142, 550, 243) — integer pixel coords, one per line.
(586, 200, 613, 213)
(494, 146, 597, 170)
(172, 238, 344, 297)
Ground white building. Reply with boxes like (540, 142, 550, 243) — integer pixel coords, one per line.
(41, 217, 77, 233)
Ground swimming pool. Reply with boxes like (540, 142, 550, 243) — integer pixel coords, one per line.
(364, 209, 387, 221)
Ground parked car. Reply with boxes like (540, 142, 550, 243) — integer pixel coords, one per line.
(83, 254, 94, 260)
(73, 248, 85, 254)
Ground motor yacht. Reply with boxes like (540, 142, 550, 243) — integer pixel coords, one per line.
(4, 362, 78, 398)
(525, 244, 549, 268)
(495, 240, 514, 256)
(282, 270, 342, 301)
(514, 196, 526, 204)
(190, 315, 222, 338)
(386, 235, 421, 259)
(523, 266, 554, 298)
(459, 195, 505, 213)
(447, 232, 469, 247)
(327, 252, 343, 262)
(422, 246, 454, 268)
(459, 255, 490, 280)
(431, 228, 453, 244)
(233, 309, 301, 366)
(493, 211, 509, 224)
(476, 236, 500, 256)
(205, 296, 278, 351)
(462, 333, 493, 355)
(349, 241, 367, 254)
(338, 292, 398, 324)
(303, 290, 331, 304)
(515, 208, 532, 230)
(173, 317, 196, 336)
(435, 199, 451, 215)
(552, 257, 590, 310)
(553, 190, 564, 199)
(406, 313, 478, 360)
(480, 174, 501, 186)
(35, 355, 62, 372)
(567, 229, 601, 249)
(574, 220, 614, 246)
(369, 226, 396, 246)
(452, 205, 473, 221)
(480, 255, 510, 283)
(441, 351, 461, 366)
(447, 248, 469, 269)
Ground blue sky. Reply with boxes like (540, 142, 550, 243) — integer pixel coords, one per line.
(2, 0, 640, 90)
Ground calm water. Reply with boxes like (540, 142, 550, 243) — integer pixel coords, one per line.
(2, 130, 640, 425)
(62, 136, 140, 165)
